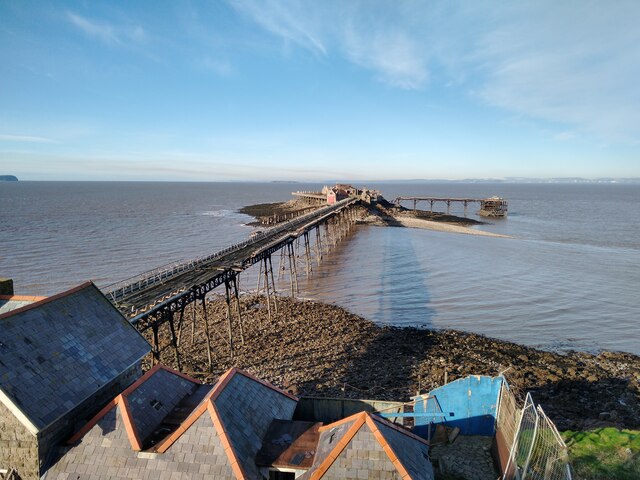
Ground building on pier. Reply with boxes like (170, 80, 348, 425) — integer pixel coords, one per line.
(479, 197, 508, 217)
(293, 184, 381, 206)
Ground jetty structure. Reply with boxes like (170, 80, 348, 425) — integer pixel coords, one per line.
(0, 185, 574, 479)
(394, 196, 508, 217)
(97, 184, 506, 374)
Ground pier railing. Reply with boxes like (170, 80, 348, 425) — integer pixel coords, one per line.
(104, 197, 356, 302)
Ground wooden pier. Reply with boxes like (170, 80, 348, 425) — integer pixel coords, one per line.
(394, 196, 508, 217)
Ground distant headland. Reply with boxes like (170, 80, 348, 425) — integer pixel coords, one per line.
(0, 175, 18, 181)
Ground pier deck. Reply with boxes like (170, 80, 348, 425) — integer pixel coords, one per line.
(104, 197, 358, 325)
(394, 196, 508, 217)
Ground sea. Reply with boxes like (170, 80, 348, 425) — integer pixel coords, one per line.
(1, 181, 638, 355)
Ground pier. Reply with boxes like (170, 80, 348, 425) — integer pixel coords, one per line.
(103, 197, 360, 368)
(394, 196, 508, 217)
(101, 186, 507, 368)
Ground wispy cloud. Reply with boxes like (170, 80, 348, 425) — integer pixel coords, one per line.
(198, 57, 235, 77)
(67, 11, 146, 48)
(553, 131, 576, 142)
(229, 0, 640, 140)
(472, 2, 640, 142)
(229, 0, 428, 88)
(0, 134, 56, 143)
(230, 0, 327, 55)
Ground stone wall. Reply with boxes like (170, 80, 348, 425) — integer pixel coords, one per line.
(0, 400, 38, 480)
(321, 426, 401, 480)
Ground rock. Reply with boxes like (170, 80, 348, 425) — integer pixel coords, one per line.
(142, 294, 640, 432)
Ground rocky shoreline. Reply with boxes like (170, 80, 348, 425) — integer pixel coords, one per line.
(238, 199, 319, 226)
(144, 295, 640, 432)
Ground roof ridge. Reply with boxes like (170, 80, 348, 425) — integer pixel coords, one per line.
(152, 388, 215, 453)
(370, 413, 430, 446)
(119, 364, 201, 399)
(0, 294, 47, 302)
(309, 412, 367, 480)
(207, 400, 247, 480)
(317, 410, 366, 432)
(365, 415, 414, 479)
(119, 395, 143, 451)
(0, 281, 93, 320)
(66, 364, 202, 447)
(209, 367, 298, 402)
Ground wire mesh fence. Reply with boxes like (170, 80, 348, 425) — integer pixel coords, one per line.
(501, 391, 572, 480)
(496, 381, 520, 453)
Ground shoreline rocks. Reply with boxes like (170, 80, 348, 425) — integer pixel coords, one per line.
(144, 295, 640, 432)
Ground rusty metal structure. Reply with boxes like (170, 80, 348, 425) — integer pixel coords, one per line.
(394, 196, 508, 217)
(103, 197, 360, 369)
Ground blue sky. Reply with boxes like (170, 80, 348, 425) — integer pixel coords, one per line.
(1, 0, 639, 181)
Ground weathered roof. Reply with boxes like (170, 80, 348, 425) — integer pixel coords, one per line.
(50, 367, 433, 479)
(0, 282, 150, 433)
(0, 294, 45, 315)
(58, 366, 299, 479)
(302, 411, 434, 480)
(255, 419, 321, 469)
(66, 364, 207, 450)
(49, 388, 236, 480)
(205, 367, 299, 479)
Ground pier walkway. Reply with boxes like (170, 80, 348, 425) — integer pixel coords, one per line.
(105, 197, 357, 326)
(394, 196, 508, 217)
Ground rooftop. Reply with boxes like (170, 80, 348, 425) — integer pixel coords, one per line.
(49, 366, 434, 479)
(0, 282, 151, 433)
(0, 294, 45, 315)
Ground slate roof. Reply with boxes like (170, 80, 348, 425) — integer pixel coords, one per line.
(51, 366, 299, 479)
(0, 282, 150, 433)
(49, 367, 433, 479)
(0, 294, 45, 315)
(301, 411, 434, 480)
(65, 364, 209, 451)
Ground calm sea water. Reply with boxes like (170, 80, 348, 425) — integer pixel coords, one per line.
(1, 181, 638, 355)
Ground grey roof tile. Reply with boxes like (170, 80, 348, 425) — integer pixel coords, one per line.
(0, 282, 150, 431)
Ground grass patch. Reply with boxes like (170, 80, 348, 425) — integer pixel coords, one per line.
(563, 428, 640, 480)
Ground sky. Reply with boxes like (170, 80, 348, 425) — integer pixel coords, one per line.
(1, 0, 639, 181)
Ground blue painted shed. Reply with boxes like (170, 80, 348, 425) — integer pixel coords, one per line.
(413, 375, 503, 437)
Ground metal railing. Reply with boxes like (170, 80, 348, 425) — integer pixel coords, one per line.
(503, 392, 572, 480)
(104, 198, 357, 302)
